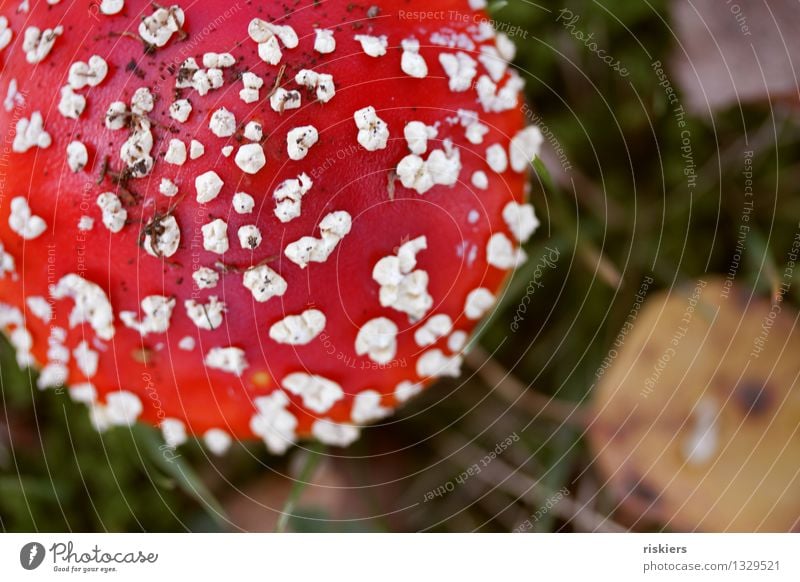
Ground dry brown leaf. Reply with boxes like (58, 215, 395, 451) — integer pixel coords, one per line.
(589, 279, 800, 532)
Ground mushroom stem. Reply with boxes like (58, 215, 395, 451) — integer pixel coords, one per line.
(464, 345, 589, 428)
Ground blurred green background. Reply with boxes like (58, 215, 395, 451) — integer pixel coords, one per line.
(2, 0, 799, 532)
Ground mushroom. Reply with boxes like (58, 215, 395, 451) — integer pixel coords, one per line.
(0, 1, 540, 455)
(589, 279, 800, 531)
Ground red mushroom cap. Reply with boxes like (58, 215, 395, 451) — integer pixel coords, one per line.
(0, 0, 540, 454)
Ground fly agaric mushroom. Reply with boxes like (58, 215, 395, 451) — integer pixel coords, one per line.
(0, 0, 541, 455)
(589, 279, 800, 532)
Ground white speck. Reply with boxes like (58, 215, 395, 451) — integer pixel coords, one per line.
(401, 37, 428, 78)
(58, 85, 86, 119)
(202, 52, 235, 68)
(164, 139, 187, 165)
(185, 296, 225, 330)
(159, 178, 178, 197)
(478, 45, 508, 82)
(476, 72, 524, 113)
(38, 362, 68, 390)
(439, 52, 477, 92)
(471, 171, 488, 190)
(66, 141, 88, 173)
(273, 172, 312, 223)
(295, 69, 336, 103)
(283, 373, 343, 414)
(209, 107, 236, 138)
(192, 267, 219, 289)
(447, 330, 468, 352)
(120, 295, 176, 336)
(395, 380, 423, 403)
(178, 336, 195, 351)
(161, 418, 187, 448)
(248, 19, 298, 47)
(189, 140, 205, 159)
(4, 79, 22, 112)
(269, 309, 326, 345)
(250, 390, 297, 454)
(104, 101, 127, 130)
(26, 296, 52, 323)
(496, 33, 517, 62)
(243, 121, 263, 142)
(0, 18, 11, 53)
(205, 346, 248, 376)
(403, 121, 437, 155)
(233, 192, 255, 214)
(0, 242, 14, 279)
(284, 211, 352, 268)
(352, 390, 391, 424)
(99, 0, 124, 15)
(237, 224, 263, 249)
(486, 143, 508, 173)
(502, 201, 539, 243)
(204, 428, 232, 455)
(355, 317, 398, 364)
(105, 391, 143, 426)
(239, 72, 264, 103)
(354, 106, 389, 151)
(314, 28, 335, 54)
(234, 143, 266, 174)
(396, 141, 461, 195)
(8, 197, 45, 240)
(22, 25, 62, 64)
(509, 126, 544, 172)
(243, 264, 287, 302)
(417, 349, 463, 378)
(372, 236, 433, 322)
(68, 55, 108, 90)
(13, 112, 51, 152)
(69, 383, 97, 404)
(78, 216, 94, 231)
(414, 314, 453, 347)
(487, 232, 527, 269)
(139, 5, 185, 48)
(286, 125, 319, 160)
(464, 287, 495, 320)
(169, 99, 192, 123)
(201, 219, 229, 254)
(96, 192, 126, 234)
(269, 87, 301, 113)
(312, 419, 360, 447)
(51, 274, 115, 340)
(130, 87, 154, 115)
(354, 34, 387, 57)
(195, 170, 224, 203)
(143, 215, 180, 258)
